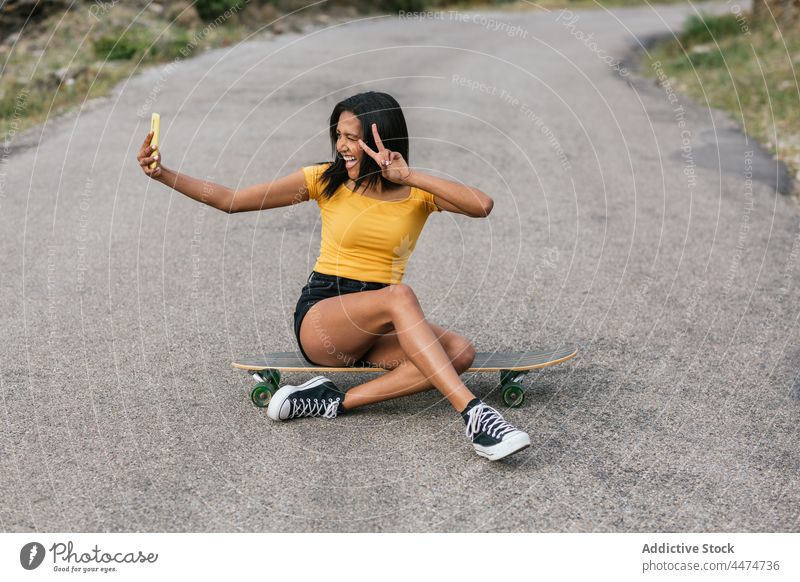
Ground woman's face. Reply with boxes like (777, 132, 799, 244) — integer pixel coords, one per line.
(335, 110, 364, 180)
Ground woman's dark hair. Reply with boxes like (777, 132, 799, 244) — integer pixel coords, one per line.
(314, 91, 409, 200)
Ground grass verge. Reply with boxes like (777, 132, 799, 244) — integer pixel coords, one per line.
(643, 11, 800, 189)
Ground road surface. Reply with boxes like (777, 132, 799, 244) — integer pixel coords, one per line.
(1, 1, 797, 532)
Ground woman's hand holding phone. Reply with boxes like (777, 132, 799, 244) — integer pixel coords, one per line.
(137, 113, 162, 179)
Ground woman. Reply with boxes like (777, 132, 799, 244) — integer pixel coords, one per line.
(137, 91, 530, 461)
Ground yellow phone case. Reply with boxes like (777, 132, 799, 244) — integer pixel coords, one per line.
(149, 113, 160, 170)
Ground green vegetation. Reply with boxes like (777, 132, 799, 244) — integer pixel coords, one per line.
(93, 29, 154, 61)
(195, 0, 249, 21)
(645, 12, 800, 185)
(494, 0, 687, 8)
(92, 26, 198, 62)
(0, 2, 272, 140)
(679, 13, 746, 45)
(0, 0, 713, 144)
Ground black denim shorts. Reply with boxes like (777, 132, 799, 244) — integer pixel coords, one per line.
(293, 271, 390, 365)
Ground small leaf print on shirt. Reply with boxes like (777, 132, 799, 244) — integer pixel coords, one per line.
(390, 234, 414, 284)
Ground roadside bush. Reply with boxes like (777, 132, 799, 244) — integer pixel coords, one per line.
(195, 0, 248, 21)
(0, 84, 35, 120)
(680, 13, 747, 48)
(697, 40, 751, 67)
(382, 0, 430, 10)
(686, 49, 726, 69)
(347, 0, 463, 12)
(93, 30, 154, 60)
(154, 28, 198, 60)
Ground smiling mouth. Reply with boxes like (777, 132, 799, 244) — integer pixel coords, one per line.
(341, 153, 357, 169)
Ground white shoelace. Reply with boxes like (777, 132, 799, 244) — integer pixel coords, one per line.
(465, 403, 517, 440)
(291, 397, 341, 419)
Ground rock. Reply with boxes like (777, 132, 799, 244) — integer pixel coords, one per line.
(338, 5, 360, 18)
(690, 44, 712, 54)
(241, 3, 261, 22)
(242, 2, 276, 21)
(229, 2, 281, 30)
(166, 0, 201, 29)
(3, 32, 21, 46)
(54, 64, 87, 83)
(260, 4, 279, 23)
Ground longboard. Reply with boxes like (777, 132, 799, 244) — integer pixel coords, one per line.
(232, 345, 578, 409)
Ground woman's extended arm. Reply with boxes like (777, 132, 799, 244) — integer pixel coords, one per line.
(137, 130, 309, 213)
(154, 166, 235, 212)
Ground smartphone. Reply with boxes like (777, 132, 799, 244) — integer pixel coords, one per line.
(149, 113, 160, 170)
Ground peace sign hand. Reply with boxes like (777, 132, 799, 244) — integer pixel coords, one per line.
(358, 123, 413, 185)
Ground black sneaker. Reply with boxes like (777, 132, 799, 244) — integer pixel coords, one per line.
(267, 376, 345, 421)
(462, 399, 531, 460)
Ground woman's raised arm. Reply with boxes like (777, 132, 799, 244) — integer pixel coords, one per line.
(137, 130, 309, 214)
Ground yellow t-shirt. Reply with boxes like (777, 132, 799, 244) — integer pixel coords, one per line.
(302, 163, 441, 284)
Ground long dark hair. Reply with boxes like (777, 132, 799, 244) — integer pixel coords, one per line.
(315, 91, 409, 200)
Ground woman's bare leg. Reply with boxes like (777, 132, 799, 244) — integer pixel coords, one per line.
(300, 284, 476, 412)
(343, 325, 476, 409)
(289, 284, 530, 460)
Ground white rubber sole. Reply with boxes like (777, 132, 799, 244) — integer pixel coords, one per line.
(473, 431, 531, 461)
(266, 375, 331, 421)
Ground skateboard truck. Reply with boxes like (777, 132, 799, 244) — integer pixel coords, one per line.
(499, 369, 529, 407)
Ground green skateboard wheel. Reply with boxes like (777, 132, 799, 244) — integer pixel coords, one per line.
(251, 383, 277, 408)
(502, 383, 525, 408)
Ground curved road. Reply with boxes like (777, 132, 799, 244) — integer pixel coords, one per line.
(1, 1, 797, 531)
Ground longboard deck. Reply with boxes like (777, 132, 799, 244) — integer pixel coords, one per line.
(234, 345, 577, 409)
(232, 345, 578, 373)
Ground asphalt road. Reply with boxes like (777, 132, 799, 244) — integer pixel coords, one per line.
(1, 1, 798, 532)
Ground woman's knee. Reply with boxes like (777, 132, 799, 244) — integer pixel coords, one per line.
(384, 283, 420, 313)
(448, 337, 476, 372)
